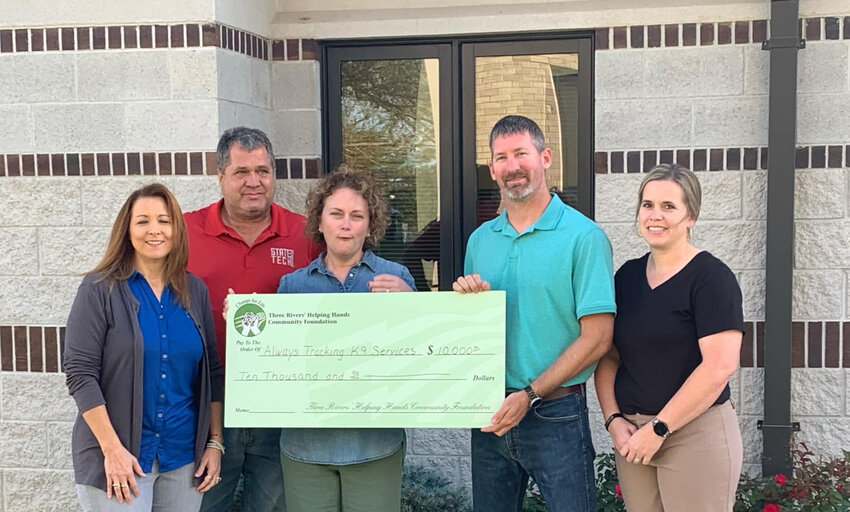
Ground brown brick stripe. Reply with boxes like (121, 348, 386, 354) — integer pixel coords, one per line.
(2, 321, 848, 373)
(594, 16, 850, 50)
(3, 16, 847, 59)
(0, 326, 64, 373)
(0, 23, 318, 62)
(594, 145, 850, 174)
(0, 152, 320, 179)
(740, 321, 850, 369)
(274, 158, 322, 179)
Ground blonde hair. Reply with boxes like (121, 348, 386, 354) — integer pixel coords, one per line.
(636, 164, 702, 221)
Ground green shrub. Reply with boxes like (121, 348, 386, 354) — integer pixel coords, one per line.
(402, 464, 472, 512)
(595, 452, 626, 512)
(522, 480, 546, 512)
(591, 444, 850, 512)
(735, 443, 850, 512)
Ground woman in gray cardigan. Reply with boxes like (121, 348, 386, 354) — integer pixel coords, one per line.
(64, 183, 224, 512)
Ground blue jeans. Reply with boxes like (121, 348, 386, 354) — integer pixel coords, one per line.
(199, 427, 286, 512)
(471, 391, 597, 512)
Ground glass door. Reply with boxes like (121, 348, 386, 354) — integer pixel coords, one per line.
(461, 38, 593, 241)
(324, 35, 593, 290)
(325, 45, 458, 291)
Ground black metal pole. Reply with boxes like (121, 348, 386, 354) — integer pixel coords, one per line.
(761, 0, 800, 478)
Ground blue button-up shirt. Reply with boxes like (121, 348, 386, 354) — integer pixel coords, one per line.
(276, 250, 414, 465)
(129, 272, 203, 473)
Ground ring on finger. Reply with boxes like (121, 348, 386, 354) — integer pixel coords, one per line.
(633, 457, 642, 464)
(112, 483, 121, 488)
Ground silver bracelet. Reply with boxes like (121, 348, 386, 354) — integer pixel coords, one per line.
(206, 439, 225, 455)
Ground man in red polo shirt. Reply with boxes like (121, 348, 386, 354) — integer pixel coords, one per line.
(186, 126, 318, 512)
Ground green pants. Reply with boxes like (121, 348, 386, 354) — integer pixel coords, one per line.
(281, 447, 404, 512)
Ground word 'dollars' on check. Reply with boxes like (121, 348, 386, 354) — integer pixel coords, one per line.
(224, 291, 506, 428)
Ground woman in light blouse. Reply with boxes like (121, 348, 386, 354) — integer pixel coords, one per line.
(276, 166, 414, 512)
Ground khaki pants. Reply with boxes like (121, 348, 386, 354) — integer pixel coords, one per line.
(616, 400, 743, 512)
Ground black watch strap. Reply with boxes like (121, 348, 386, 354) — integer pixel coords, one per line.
(604, 412, 625, 431)
(523, 385, 542, 408)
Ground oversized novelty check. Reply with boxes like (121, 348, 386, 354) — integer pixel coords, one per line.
(224, 291, 505, 428)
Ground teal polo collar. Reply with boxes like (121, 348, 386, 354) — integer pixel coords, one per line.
(489, 193, 566, 235)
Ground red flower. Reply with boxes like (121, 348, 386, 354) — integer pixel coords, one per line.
(763, 504, 781, 512)
(837, 484, 843, 493)
(774, 473, 788, 486)
(614, 483, 622, 499)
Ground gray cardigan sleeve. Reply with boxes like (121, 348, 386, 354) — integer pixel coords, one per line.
(198, 280, 224, 402)
(63, 278, 109, 414)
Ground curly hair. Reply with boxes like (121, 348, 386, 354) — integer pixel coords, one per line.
(304, 165, 388, 250)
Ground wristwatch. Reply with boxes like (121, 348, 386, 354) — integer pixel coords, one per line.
(651, 417, 672, 438)
(523, 385, 543, 409)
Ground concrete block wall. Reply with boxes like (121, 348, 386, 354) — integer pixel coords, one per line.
(591, 15, 850, 477)
(0, 3, 322, 508)
(1, 1, 214, 28)
(268, 40, 322, 196)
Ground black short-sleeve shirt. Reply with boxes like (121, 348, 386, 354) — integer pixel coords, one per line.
(612, 251, 744, 415)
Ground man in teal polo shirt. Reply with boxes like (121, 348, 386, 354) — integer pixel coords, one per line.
(453, 115, 615, 512)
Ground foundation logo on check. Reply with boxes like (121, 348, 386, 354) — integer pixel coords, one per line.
(234, 302, 267, 337)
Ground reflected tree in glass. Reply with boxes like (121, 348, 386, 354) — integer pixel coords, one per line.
(341, 60, 440, 285)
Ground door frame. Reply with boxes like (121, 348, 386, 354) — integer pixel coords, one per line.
(460, 37, 593, 242)
(324, 43, 461, 287)
(322, 31, 595, 288)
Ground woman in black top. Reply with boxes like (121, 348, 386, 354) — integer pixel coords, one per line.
(595, 164, 744, 511)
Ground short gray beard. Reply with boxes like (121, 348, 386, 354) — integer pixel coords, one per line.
(503, 183, 534, 202)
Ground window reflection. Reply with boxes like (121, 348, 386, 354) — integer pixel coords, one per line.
(341, 59, 441, 290)
(475, 54, 579, 216)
